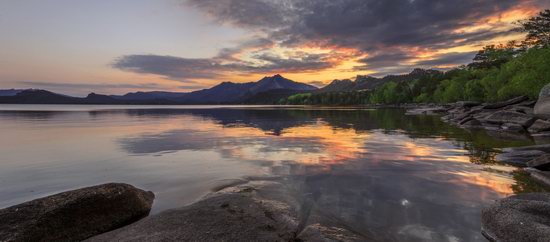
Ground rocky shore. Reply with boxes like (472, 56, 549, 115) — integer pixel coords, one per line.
(4, 87, 550, 241)
(406, 83, 550, 242)
(0, 179, 366, 241)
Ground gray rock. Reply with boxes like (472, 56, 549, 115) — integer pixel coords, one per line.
(503, 144, 550, 153)
(481, 193, 550, 242)
(88, 181, 300, 242)
(483, 110, 536, 127)
(535, 83, 550, 119)
(461, 118, 482, 127)
(483, 96, 529, 109)
(528, 119, 550, 133)
(297, 224, 363, 242)
(0, 183, 154, 242)
(455, 101, 481, 108)
(88, 180, 365, 242)
(495, 150, 546, 167)
(516, 100, 537, 107)
(527, 154, 550, 171)
(406, 107, 446, 115)
(526, 168, 550, 187)
(501, 123, 525, 132)
(505, 105, 534, 115)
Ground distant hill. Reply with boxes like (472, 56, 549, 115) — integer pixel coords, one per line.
(111, 91, 188, 101)
(318, 69, 441, 93)
(0, 74, 318, 104)
(0, 89, 79, 104)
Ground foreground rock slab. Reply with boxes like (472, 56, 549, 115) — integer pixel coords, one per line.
(482, 193, 550, 242)
(88, 181, 301, 242)
(0, 183, 154, 242)
(88, 180, 365, 242)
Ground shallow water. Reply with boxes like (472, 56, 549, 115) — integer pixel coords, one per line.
(0, 105, 538, 241)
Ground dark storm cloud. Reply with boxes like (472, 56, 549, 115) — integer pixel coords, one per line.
(415, 51, 478, 67)
(112, 55, 224, 79)
(358, 52, 415, 69)
(112, 52, 338, 80)
(185, 0, 541, 72)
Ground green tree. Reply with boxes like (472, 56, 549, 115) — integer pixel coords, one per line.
(519, 9, 550, 48)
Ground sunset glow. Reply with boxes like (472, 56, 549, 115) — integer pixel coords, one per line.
(1, 0, 549, 96)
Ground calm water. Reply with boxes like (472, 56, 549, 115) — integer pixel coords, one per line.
(0, 105, 539, 241)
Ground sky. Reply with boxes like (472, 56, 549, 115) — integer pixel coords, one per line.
(1, 0, 549, 96)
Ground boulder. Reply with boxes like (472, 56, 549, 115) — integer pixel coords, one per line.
(535, 83, 550, 119)
(481, 193, 550, 242)
(527, 154, 550, 171)
(483, 110, 536, 127)
(0, 183, 154, 242)
(483, 96, 529, 109)
(495, 150, 546, 167)
(528, 119, 550, 133)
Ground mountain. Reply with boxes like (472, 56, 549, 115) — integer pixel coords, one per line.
(318, 69, 442, 93)
(249, 74, 317, 94)
(0, 89, 25, 96)
(0, 89, 80, 104)
(178, 74, 317, 103)
(178, 82, 256, 103)
(317, 79, 356, 93)
(0, 74, 317, 104)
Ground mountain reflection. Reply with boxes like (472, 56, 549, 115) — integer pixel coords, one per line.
(116, 108, 534, 165)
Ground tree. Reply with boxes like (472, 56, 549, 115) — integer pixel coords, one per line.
(468, 42, 517, 69)
(518, 9, 550, 48)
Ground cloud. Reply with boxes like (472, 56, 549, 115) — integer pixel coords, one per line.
(184, 0, 546, 74)
(112, 55, 224, 79)
(113, 0, 548, 81)
(20, 81, 163, 90)
(415, 51, 478, 67)
(112, 51, 342, 80)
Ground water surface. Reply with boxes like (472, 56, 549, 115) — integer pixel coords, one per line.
(0, 105, 538, 241)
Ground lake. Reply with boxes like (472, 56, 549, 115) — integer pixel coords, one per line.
(0, 105, 538, 241)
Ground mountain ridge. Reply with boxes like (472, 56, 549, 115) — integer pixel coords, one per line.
(0, 74, 317, 104)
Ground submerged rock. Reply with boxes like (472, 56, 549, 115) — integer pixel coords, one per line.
(482, 193, 550, 242)
(0, 183, 154, 242)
